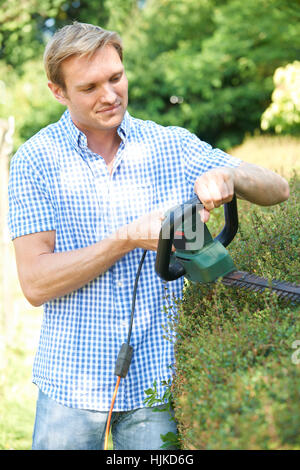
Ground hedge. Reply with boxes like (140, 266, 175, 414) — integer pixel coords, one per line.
(171, 173, 300, 450)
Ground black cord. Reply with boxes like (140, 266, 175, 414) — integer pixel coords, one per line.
(114, 249, 148, 378)
(108, 252, 148, 446)
(127, 249, 148, 344)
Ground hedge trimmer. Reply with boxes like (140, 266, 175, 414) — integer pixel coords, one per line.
(155, 195, 300, 303)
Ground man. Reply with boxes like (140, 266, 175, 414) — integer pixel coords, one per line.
(8, 22, 289, 450)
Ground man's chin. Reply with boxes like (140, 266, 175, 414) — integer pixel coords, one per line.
(94, 110, 125, 129)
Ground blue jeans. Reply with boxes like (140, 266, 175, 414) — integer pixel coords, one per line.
(32, 389, 178, 450)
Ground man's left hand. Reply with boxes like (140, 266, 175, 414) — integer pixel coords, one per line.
(194, 167, 235, 223)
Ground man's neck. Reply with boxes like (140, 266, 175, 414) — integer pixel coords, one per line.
(72, 119, 121, 164)
(87, 130, 121, 163)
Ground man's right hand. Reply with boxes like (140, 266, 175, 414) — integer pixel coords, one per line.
(114, 209, 167, 252)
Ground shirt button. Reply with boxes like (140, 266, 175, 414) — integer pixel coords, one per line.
(117, 280, 123, 287)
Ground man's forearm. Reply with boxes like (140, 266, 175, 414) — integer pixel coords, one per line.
(25, 228, 134, 307)
(15, 209, 165, 307)
(193, 161, 290, 223)
(233, 162, 290, 206)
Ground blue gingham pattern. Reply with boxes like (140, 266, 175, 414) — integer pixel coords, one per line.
(8, 110, 241, 411)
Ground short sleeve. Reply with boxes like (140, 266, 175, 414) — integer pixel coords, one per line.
(8, 150, 56, 240)
(176, 128, 242, 187)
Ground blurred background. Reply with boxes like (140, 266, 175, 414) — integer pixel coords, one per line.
(0, 0, 299, 449)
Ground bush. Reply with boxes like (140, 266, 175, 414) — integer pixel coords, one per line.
(172, 173, 300, 449)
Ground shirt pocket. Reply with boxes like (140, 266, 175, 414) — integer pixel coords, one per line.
(110, 180, 154, 226)
(57, 165, 106, 248)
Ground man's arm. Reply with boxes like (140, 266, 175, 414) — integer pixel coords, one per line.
(13, 210, 165, 307)
(194, 161, 290, 222)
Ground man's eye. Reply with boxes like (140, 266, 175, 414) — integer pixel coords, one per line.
(83, 87, 95, 92)
(111, 75, 121, 82)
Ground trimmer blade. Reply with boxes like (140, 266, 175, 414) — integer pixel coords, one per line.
(222, 271, 300, 304)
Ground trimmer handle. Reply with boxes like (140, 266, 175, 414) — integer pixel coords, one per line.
(155, 194, 238, 281)
(214, 194, 238, 247)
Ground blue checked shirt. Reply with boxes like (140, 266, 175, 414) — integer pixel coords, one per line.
(8, 109, 241, 411)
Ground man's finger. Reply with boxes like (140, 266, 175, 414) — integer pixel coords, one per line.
(199, 207, 210, 223)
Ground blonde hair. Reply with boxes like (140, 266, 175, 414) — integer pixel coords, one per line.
(43, 22, 123, 89)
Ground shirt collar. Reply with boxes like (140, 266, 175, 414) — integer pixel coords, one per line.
(59, 109, 131, 151)
(117, 110, 130, 141)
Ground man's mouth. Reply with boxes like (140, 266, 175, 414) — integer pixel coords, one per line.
(97, 103, 121, 113)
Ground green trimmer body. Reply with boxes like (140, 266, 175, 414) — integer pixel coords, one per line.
(155, 195, 238, 283)
(175, 238, 236, 283)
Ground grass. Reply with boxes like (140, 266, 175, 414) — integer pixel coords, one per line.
(0, 134, 299, 450)
(0, 338, 38, 449)
(0, 254, 41, 450)
(228, 134, 300, 178)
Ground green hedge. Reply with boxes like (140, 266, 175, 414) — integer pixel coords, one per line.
(172, 173, 300, 450)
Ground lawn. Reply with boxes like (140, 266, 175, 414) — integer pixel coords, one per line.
(229, 134, 300, 178)
(0, 254, 41, 450)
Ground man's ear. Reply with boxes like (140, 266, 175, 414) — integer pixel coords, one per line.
(48, 81, 68, 105)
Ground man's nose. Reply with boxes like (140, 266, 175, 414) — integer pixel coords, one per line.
(99, 84, 117, 104)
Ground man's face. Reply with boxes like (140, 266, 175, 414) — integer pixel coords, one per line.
(49, 45, 128, 134)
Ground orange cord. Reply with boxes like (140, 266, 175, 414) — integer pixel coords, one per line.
(104, 375, 121, 450)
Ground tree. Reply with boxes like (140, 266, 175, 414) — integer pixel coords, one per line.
(2, 0, 300, 149)
(0, 0, 138, 148)
(0, 0, 137, 71)
(0, 0, 65, 69)
(124, 0, 300, 149)
(261, 61, 300, 136)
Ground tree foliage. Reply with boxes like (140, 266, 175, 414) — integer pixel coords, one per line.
(0, 0, 136, 71)
(0, 0, 137, 150)
(0, 0, 300, 150)
(124, 0, 300, 148)
(0, 60, 64, 150)
(0, 0, 65, 68)
(261, 61, 300, 136)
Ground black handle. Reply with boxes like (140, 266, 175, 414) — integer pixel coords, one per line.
(214, 194, 238, 247)
(155, 194, 238, 281)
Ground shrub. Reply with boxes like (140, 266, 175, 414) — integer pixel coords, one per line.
(172, 173, 300, 449)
